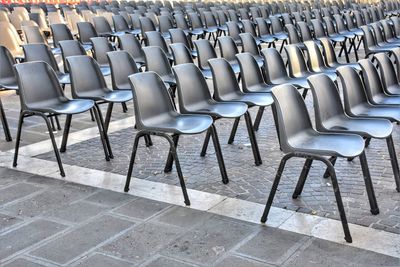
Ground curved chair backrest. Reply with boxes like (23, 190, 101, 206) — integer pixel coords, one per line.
(297, 21, 313, 41)
(360, 25, 377, 48)
(174, 13, 189, 30)
(145, 31, 169, 53)
(308, 73, 345, 130)
(67, 55, 109, 98)
(159, 15, 174, 34)
(361, 9, 371, 24)
(391, 17, 400, 38)
(380, 19, 395, 41)
(388, 48, 400, 84)
(139, 16, 156, 36)
(170, 43, 194, 65)
(14, 61, 66, 111)
(227, 10, 240, 23)
(270, 15, 284, 33)
(236, 52, 266, 92)
(107, 50, 139, 90)
(77, 21, 98, 44)
(0, 21, 23, 57)
(142, 46, 172, 77)
(319, 37, 338, 65)
(218, 36, 239, 62)
(238, 8, 250, 20)
(188, 12, 203, 29)
(285, 24, 301, 44)
(344, 12, 356, 30)
(129, 13, 141, 30)
(226, 21, 241, 42)
(358, 59, 386, 99)
(129, 72, 177, 129)
(311, 19, 326, 38)
(304, 40, 327, 70)
(50, 23, 73, 47)
(208, 58, 241, 100)
(90, 36, 114, 65)
(0, 46, 17, 87)
(282, 13, 293, 25)
(271, 84, 314, 153)
(118, 34, 144, 62)
(169, 28, 192, 49)
(323, 17, 337, 35)
(239, 33, 260, 56)
(261, 48, 289, 84)
(354, 10, 365, 27)
(59, 40, 86, 72)
(337, 66, 369, 112)
(112, 14, 129, 32)
(242, 19, 258, 37)
(370, 22, 386, 44)
(255, 17, 270, 36)
(193, 39, 217, 70)
(333, 14, 347, 33)
(22, 25, 47, 44)
(217, 10, 228, 26)
(22, 43, 59, 71)
(173, 63, 212, 113)
(284, 44, 310, 77)
(92, 16, 113, 35)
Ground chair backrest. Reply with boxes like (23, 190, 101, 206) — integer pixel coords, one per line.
(170, 43, 194, 65)
(319, 37, 338, 65)
(129, 71, 177, 129)
(344, 12, 356, 30)
(261, 48, 289, 84)
(333, 14, 347, 33)
(90, 36, 114, 65)
(391, 17, 400, 37)
(360, 25, 377, 50)
(227, 9, 239, 23)
(216, 10, 228, 26)
(236, 52, 266, 92)
(218, 36, 238, 62)
(226, 21, 241, 42)
(284, 44, 310, 77)
(0, 21, 23, 57)
(271, 84, 314, 153)
(14, 61, 67, 111)
(22, 43, 59, 71)
(50, 23, 73, 47)
(270, 15, 284, 33)
(311, 19, 326, 38)
(142, 46, 172, 77)
(159, 15, 174, 34)
(169, 28, 192, 49)
(173, 63, 212, 113)
(22, 25, 47, 44)
(0, 46, 17, 87)
(188, 12, 203, 29)
(389, 47, 400, 84)
(358, 58, 386, 99)
(304, 40, 328, 71)
(370, 22, 386, 44)
(129, 13, 141, 30)
(323, 17, 337, 35)
(208, 58, 241, 100)
(285, 24, 301, 44)
(297, 21, 313, 41)
(118, 34, 144, 62)
(59, 40, 86, 72)
(67, 55, 109, 98)
(193, 39, 217, 70)
(242, 19, 258, 37)
(282, 13, 293, 25)
(107, 50, 138, 90)
(139, 16, 156, 36)
(0, 10, 9, 22)
(380, 19, 395, 41)
(255, 17, 270, 36)
(239, 33, 260, 56)
(174, 13, 189, 30)
(145, 31, 169, 53)
(112, 14, 129, 32)
(92, 16, 113, 35)
(77, 21, 98, 44)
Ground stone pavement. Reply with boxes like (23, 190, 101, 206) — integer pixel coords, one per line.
(1, 167, 399, 267)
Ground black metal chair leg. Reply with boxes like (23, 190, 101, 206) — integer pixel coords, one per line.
(210, 124, 229, 184)
(60, 114, 72, 153)
(55, 115, 61, 130)
(323, 156, 337, 178)
(279, 39, 287, 53)
(163, 133, 190, 206)
(271, 103, 280, 144)
(92, 106, 111, 161)
(13, 111, 26, 167)
(89, 108, 95, 121)
(121, 102, 128, 113)
(343, 41, 350, 63)
(200, 128, 211, 157)
(253, 106, 265, 131)
(38, 112, 65, 177)
(302, 88, 308, 99)
(292, 158, 313, 199)
(105, 102, 114, 133)
(0, 98, 12, 142)
(144, 134, 153, 147)
(50, 116, 56, 131)
(244, 111, 262, 166)
(365, 137, 371, 147)
(359, 151, 379, 215)
(386, 135, 400, 192)
(124, 132, 145, 192)
(94, 104, 114, 159)
(164, 134, 179, 173)
(228, 117, 240, 144)
(261, 154, 290, 223)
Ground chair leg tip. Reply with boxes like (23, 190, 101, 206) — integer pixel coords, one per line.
(222, 179, 229, 184)
(371, 208, 380, 215)
(184, 200, 190, 206)
(396, 188, 400, 193)
(60, 172, 66, 177)
(124, 187, 129, 192)
(345, 236, 353, 243)
(260, 218, 267, 223)
(323, 174, 330, 178)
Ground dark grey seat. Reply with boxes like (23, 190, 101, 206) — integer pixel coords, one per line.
(217, 36, 240, 74)
(112, 14, 138, 36)
(145, 31, 173, 61)
(375, 51, 400, 95)
(125, 71, 214, 206)
(242, 19, 275, 45)
(51, 23, 91, 51)
(304, 41, 337, 81)
(226, 21, 242, 46)
(13, 61, 111, 177)
(169, 28, 197, 57)
(77, 22, 98, 46)
(308, 73, 399, 192)
(142, 46, 175, 87)
(107, 50, 139, 91)
(117, 34, 145, 68)
(319, 37, 361, 70)
(90, 36, 114, 76)
(360, 25, 395, 58)
(193, 39, 216, 79)
(261, 83, 367, 244)
(239, 33, 263, 67)
(269, 15, 288, 52)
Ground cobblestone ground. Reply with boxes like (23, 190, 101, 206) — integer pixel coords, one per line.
(1, 167, 399, 266)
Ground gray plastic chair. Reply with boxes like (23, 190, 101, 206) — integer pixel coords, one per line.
(261, 83, 367, 243)
(142, 46, 175, 87)
(145, 31, 173, 61)
(125, 71, 214, 206)
(319, 37, 361, 70)
(117, 33, 145, 68)
(51, 23, 91, 51)
(374, 51, 400, 95)
(304, 41, 337, 81)
(239, 33, 263, 67)
(217, 36, 240, 74)
(13, 61, 111, 176)
(226, 21, 242, 46)
(90, 36, 113, 74)
(77, 21, 98, 46)
(169, 42, 194, 65)
(169, 28, 197, 57)
(193, 39, 217, 79)
(360, 25, 395, 58)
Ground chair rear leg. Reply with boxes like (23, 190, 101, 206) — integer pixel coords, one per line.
(54, 115, 61, 130)
(92, 106, 111, 161)
(0, 98, 12, 142)
(200, 128, 211, 156)
(293, 158, 313, 199)
(144, 135, 153, 147)
(94, 104, 114, 159)
(301, 88, 308, 99)
(164, 134, 179, 173)
(89, 109, 95, 121)
(13, 111, 26, 167)
(121, 102, 128, 113)
(124, 132, 144, 192)
(105, 102, 114, 133)
(279, 39, 287, 53)
(60, 114, 72, 153)
(386, 135, 400, 192)
(359, 151, 379, 215)
(323, 156, 337, 178)
(228, 117, 240, 144)
(210, 124, 229, 184)
(244, 111, 262, 166)
(253, 106, 265, 131)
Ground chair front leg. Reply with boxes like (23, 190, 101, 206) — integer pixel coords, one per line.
(386, 135, 400, 192)
(292, 158, 313, 199)
(105, 102, 114, 133)
(323, 156, 337, 178)
(124, 131, 146, 192)
(164, 134, 179, 173)
(92, 105, 112, 161)
(200, 128, 211, 156)
(359, 151, 379, 215)
(253, 106, 265, 131)
(0, 98, 12, 142)
(244, 111, 262, 166)
(228, 117, 240, 144)
(60, 114, 72, 153)
(13, 110, 27, 167)
(210, 124, 229, 184)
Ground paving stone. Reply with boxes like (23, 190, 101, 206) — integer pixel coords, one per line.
(0, 213, 22, 232)
(0, 168, 34, 186)
(0, 219, 66, 260)
(75, 253, 132, 267)
(152, 206, 212, 228)
(0, 183, 43, 206)
(283, 238, 400, 267)
(3, 258, 47, 267)
(46, 201, 108, 223)
(30, 215, 133, 265)
(99, 222, 182, 264)
(161, 216, 255, 265)
(236, 227, 309, 265)
(215, 255, 272, 267)
(144, 255, 196, 267)
(84, 190, 134, 207)
(113, 198, 170, 220)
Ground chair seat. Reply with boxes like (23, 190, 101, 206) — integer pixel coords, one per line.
(328, 35, 346, 43)
(185, 101, 247, 118)
(143, 113, 213, 134)
(339, 31, 356, 39)
(258, 35, 275, 43)
(79, 89, 133, 103)
(130, 29, 141, 35)
(372, 94, 400, 105)
(160, 74, 176, 85)
(349, 29, 364, 36)
(0, 78, 18, 90)
(351, 103, 400, 122)
(386, 84, 400, 95)
(328, 62, 361, 71)
(247, 83, 273, 93)
(100, 66, 111, 76)
(189, 28, 204, 36)
(273, 32, 288, 40)
(56, 72, 70, 84)
(222, 92, 274, 107)
(218, 25, 228, 32)
(322, 115, 393, 139)
(33, 99, 95, 115)
(288, 130, 365, 158)
(82, 44, 92, 51)
(205, 26, 218, 33)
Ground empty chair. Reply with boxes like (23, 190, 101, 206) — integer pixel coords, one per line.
(13, 61, 111, 176)
(217, 36, 240, 74)
(67, 55, 133, 132)
(193, 39, 217, 79)
(285, 24, 305, 50)
(319, 37, 361, 70)
(145, 31, 172, 60)
(226, 21, 242, 46)
(117, 34, 145, 68)
(174, 13, 203, 37)
(188, 12, 206, 37)
(261, 83, 367, 243)
(112, 14, 136, 35)
(51, 23, 91, 51)
(323, 16, 352, 62)
(239, 33, 263, 67)
(380, 19, 400, 45)
(358, 59, 400, 105)
(269, 15, 288, 52)
(304, 41, 337, 81)
(58, 40, 86, 73)
(77, 21, 98, 46)
(125, 71, 214, 205)
(308, 73, 399, 192)
(107, 50, 139, 91)
(92, 16, 114, 37)
(158, 15, 173, 39)
(209, 58, 274, 165)
(0, 21, 24, 59)
(370, 22, 400, 48)
(333, 14, 359, 60)
(169, 28, 196, 57)
(169, 43, 194, 65)
(376, 50, 400, 95)
(254, 17, 277, 45)
(203, 11, 222, 43)
(143, 46, 175, 86)
(21, 25, 49, 45)
(242, 19, 274, 46)
(297, 21, 313, 42)
(23, 43, 70, 84)
(360, 25, 396, 58)
(90, 36, 113, 75)
(139, 16, 156, 40)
